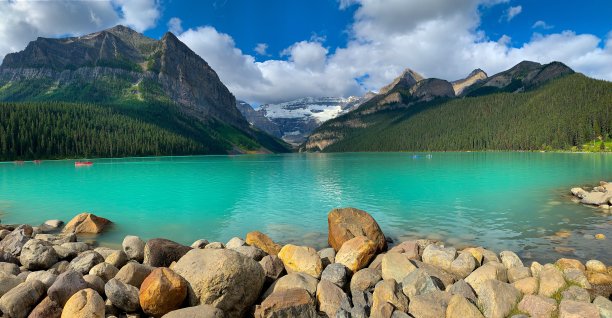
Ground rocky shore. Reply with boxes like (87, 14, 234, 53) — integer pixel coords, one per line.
(0, 208, 610, 318)
(571, 181, 612, 213)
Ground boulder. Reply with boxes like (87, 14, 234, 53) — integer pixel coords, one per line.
(163, 304, 227, 318)
(446, 294, 484, 318)
(139, 268, 188, 317)
(114, 261, 154, 288)
(422, 244, 456, 271)
(92, 247, 116, 259)
(563, 268, 590, 288)
(263, 272, 318, 298)
(561, 285, 591, 302)
(408, 290, 452, 318)
(507, 266, 531, 283)
(144, 238, 192, 267)
(586, 260, 607, 273)
(0, 251, 18, 265)
(465, 264, 501, 291)
(586, 271, 612, 298)
(0, 225, 33, 257)
(62, 213, 111, 234)
(230, 245, 266, 261)
(531, 261, 543, 278)
(476, 280, 521, 318)
(61, 288, 105, 318)
(381, 252, 416, 282)
(0, 280, 45, 318)
(122, 235, 145, 262)
(68, 250, 104, 275)
(368, 254, 384, 270)
(105, 250, 129, 269)
(350, 268, 382, 294)
(89, 262, 119, 282)
(25, 270, 58, 288)
(499, 251, 523, 269)
(47, 270, 88, 306)
(172, 248, 265, 317)
(558, 299, 599, 318)
(401, 268, 440, 298)
(594, 296, 612, 318)
(462, 247, 484, 265)
(321, 263, 348, 289)
(581, 191, 612, 205)
(316, 279, 351, 317)
(317, 248, 336, 267)
(33, 233, 76, 245)
(83, 274, 105, 295)
(205, 242, 225, 249)
(0, 274, 22, 297)
(413, 260, 457, 288)
(43, 220, 63, 228)
(388, 240, 419, 259)
(0, 262, 19, 276)
(28, 296, 62, 318)
(277, 244, 323, 278)
(335, 236, 377, 273)
(191, 239, 209, 249)
(450, 252, 476, 279)
(53, 242, 90, 260)
(370, 300, 394, 318)
(446, 279, 477, 303)
(512, 277, 538, 295)
(105, 278, 140, 312)
(538, 265, 566, 297)
(246, 231, 282, 256)
(371, 279, 409, 313)
(259, 255, 285, 284)
(255, 288, 316, 318)
(556, 258, 585, 272)
(517, 295, 557, 318)
(49, 261, 70, 275)
(327, 208, 387, 252)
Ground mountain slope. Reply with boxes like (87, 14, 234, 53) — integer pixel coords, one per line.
(0, 25, 289, 158)
(304, 73, 611, 152)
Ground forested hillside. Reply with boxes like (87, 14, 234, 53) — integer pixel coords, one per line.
(0, 101, 286, 160)
(308, 74, 611, 152)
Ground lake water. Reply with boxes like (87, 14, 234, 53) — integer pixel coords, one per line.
(1, 152, 611, 264)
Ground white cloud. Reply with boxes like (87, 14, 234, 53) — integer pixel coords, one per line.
(167, 17, 183, 34)
(532, 20, 554, 30)
(254, 43, 269, 56)
(0, 0, 160, 62)
(503, 5, 522, 22)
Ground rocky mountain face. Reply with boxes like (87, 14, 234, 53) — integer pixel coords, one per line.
(237, 96, 368, 145)
(303, 61, 575, 152)
(0, 25, 248, 130)
(461, 61, 574, 96)
(452, 69, 488, 95)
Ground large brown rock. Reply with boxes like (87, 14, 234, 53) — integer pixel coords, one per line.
(172, 248, 265, 317)
(139, 268, 188, 317)
(408, 290, 453, 318)
(255, 288, 316, 318)
(518, 295, 557, 318)
(381, 252, 417, 282)
(371, 279, 409, 313)
(335, 236, 377, 273)
(28, 296, 62, 318)
(246, 231, 282, 256)
(61, 288, 105, 318)
(47, 270, 88, 306)
(0, 225, 33, 257)
(558, 300, 600, 318)
(144, 238, 192, 267)
(538, 265, 566, 297)
(277, 244, 323, 278)
(115, 261, 154, 288)
(316, 279, 351, 317)
(446, 294, 484, 318)
(327, 208, 387, 252)
(476, 280, 521, 318)
(62, 213, 111, 234)
(263, 272, 318, 299)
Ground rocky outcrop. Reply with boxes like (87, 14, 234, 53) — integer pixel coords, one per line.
(62, 213, 111, 234)
(451, 69, 487, 95)
(328, 207, 387, 253)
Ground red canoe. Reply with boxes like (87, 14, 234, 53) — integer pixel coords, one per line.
(75, 161, 93, 167)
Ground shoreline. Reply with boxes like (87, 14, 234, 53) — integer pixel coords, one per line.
(0, 209, 610, 317)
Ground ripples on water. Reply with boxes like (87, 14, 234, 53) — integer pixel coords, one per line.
(0, 152, 611, 263)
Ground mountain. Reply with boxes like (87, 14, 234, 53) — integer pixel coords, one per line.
(0, 25, 289, 159)
(302, 61, 609, 152)
(237, 96, 368, 145)
(451, 69, 487, 95)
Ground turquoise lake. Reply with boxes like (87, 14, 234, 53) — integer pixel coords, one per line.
(1, 152, 611, 264)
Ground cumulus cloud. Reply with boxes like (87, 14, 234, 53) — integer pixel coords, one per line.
(0, 0, 160, 62)
(503, 5, 522, 22)
(254, 43, 269, 56)
(167, 17, 183, 34)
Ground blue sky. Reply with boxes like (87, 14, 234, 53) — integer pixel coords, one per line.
(0, 0, 611, 104)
